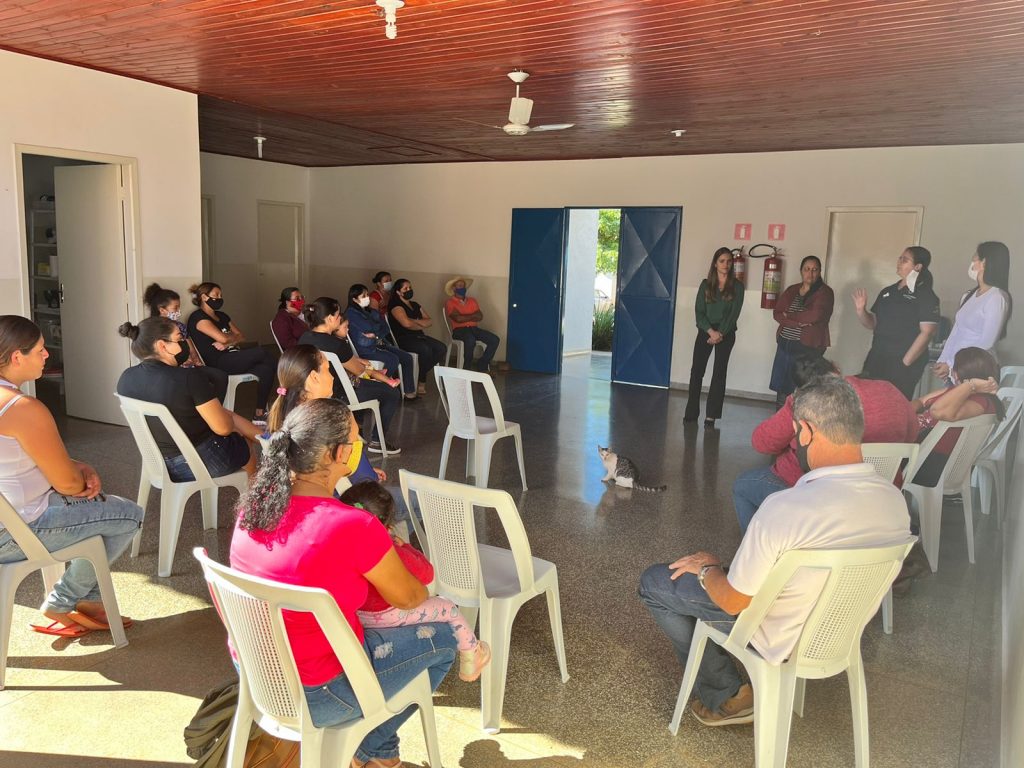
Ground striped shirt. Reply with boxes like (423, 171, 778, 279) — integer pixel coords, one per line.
(779, 293, 806, 341)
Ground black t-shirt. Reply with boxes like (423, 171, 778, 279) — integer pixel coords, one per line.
(870, 281, 940, 355)
(298, 330, 353, 400)
(116, 359, 218, 457)
(187, 309, 233, 366)
(387, 297, 425, 339)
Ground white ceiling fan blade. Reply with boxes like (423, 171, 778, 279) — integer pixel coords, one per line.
(453, 116, 504, 130)
(529, 123, 575, 132)
(508, 96, 534, 126)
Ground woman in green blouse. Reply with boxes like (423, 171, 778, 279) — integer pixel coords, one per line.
(684, 247, 745, 427)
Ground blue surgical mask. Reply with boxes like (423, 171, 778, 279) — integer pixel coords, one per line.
(455, 287, 467, 298)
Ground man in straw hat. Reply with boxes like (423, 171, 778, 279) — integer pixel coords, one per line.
(444, 276, 500, 373)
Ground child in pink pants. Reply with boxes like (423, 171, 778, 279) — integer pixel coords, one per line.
(341, 481, 491, 682)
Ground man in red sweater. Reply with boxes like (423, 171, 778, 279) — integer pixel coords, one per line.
(734, 356, 918, 532)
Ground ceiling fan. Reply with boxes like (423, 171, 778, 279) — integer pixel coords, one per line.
(462, 71, 575, 136)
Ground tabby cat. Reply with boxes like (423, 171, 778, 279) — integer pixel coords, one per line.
(597, 445, 667, 492)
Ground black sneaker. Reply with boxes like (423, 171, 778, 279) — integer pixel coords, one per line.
(367, 440, 401, 456)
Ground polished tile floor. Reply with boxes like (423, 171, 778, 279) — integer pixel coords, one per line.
(0, 360, 1001, 767)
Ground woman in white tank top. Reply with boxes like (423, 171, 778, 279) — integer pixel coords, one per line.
(0, 316, 144, 638)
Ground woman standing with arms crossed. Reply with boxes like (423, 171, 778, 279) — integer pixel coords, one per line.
(852, 246, 940, 398)
(684, 247, 744, 428)
(768, 255, 835, 407)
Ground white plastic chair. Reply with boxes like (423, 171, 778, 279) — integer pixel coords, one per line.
(670, 541, 915, 768)
(435, 366, 527, 490)
(382, 313, 420, 388)
(194, 347, 258, 413)
(117, 394, 249, 577)
(904, 414, 997, 572)
(193, 548, 443, 768)
(442, 309, 487, 369)
(861, 443, 919, 635)
(321, 351, 388, 455)
(399, 471, 567, 733)
(0, 491, 129, 689)
(269, 321, 283, 353)
(972, 387, 1024, 524)
(1000, 365, 1024, 388)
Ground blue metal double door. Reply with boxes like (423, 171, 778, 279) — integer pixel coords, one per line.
(507, 207, 682, 387)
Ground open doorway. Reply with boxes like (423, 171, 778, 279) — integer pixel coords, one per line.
(562, 208, 620, 380)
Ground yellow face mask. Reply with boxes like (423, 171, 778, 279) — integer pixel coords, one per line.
(344, 440, 364, 475)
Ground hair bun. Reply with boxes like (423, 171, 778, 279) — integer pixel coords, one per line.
(117, 321, 140, 341)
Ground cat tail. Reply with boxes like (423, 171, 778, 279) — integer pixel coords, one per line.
(635, 483, 667, 493)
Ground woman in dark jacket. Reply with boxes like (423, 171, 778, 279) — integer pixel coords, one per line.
(769, 255, 835, 407)
(345, 283, 418, 400)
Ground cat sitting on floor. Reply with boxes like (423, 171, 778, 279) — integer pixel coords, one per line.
(597, 445, 667, 492)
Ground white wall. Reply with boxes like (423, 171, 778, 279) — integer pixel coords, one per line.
(309, 145, 1024, 394)
(199, 153, 311, 344)
(0, 49, 201, 315)
(563, 209, 599, 355)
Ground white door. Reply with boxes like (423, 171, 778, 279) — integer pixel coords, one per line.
(55, 164, 130, 425)
(823, 208, 923, 377)
(257, 201, 303, 344)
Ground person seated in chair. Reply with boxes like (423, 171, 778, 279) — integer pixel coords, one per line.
(444, 276, 500, 373)
(270, 286, 307, 352)
(639, 376, 911, 726)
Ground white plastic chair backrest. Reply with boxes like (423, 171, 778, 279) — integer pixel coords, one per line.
(0, 490, 54, 562)
(907, 414, 997, 489)
(270, 321, 283, 353)
(116, 394, 217, 486)
(194, 548, 384, 730)
(1000, 365, 1024, 388)
(322, 351, 363, 406)
(382, 313, 399, 346)
(434, 366, 507, 436)
(723, 541, 915, 677)
(977, 387, 1024, 462)
(442, 308, 456, 343)
(346, 335, 359, 358)
(861, 443, 919, 485)
(399, 470, 535, 604)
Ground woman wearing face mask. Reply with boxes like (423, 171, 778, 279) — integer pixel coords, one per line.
(1, 315, 144, 638)
(186, 281, 277, 424)
(117, 317, 260, 484)
(369, 271, 394, 320)
(684, 247, 745, 428)
(144, 282, 229, 403)
(345, 284, 417, 401)
(768, 255, 835, 408)
(852, 246, 940, 398)
(299, 297, 402, 455)
(230, 398, 457, 766)
(387, 279, 448, 395)
(271, 286, 307, 352)
(933, 242, 1013, 382)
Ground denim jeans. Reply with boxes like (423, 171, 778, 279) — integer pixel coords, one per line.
(164, 432, 250, 483)
(452, 327, 500, 371)
(0, 493, 144, 613)
(363, 344, 417, 396)
(733, 465, 790, 534)
(638, 564, 741, 713)
(302, 623, 457, 762)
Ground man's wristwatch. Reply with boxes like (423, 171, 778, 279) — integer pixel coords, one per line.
(698, 563, 720, 592)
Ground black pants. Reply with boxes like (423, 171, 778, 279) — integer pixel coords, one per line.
(397, 334, 448, 382)
(862, 346, 926, 400)
(685, 330, 736, 420)
(452, 327, 500, 370)
(213, 346, 277, 411)
(345, 378, 401, 442)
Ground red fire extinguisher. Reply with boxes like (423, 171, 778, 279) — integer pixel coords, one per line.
(732, 246, 747, 285)
(761, 249, 783, 309)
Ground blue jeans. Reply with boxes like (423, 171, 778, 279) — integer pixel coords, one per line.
(362, 344, 417, 396)
(0, 493, 144, 613)
(164, 432, 250, 483)
(452, 327, 500, 371)
(733, 465, 790, 534)
(302, 623, 457, 762)
(638, 565, 742, 713)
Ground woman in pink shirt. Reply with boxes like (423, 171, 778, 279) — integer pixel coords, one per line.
(230, 398, 456, 767)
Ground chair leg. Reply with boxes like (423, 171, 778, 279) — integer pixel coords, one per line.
(848, 654, 871, 768)
(544, 579, 570, 682)
(975, 466, 993, 516)
(368, 403, 386, 454)
(200, 487, 219, 530)
(995, 462, 1007, 530)
(881, 588, 894, 635)
(465, 438, 477, 480)
(746, 664, 782, 768)
(772, 665, 799, 768)
(479, 599, 515, 733)
(40, 563, 64, 595)
(439, 432, 453, 480)
(961, 481, 975, 564)
(792, 676, 806, 717)
(157, 489, 188, 578)
(475, 440, 492, 489)
(669, 622, 710, 735)
(0, 571, 18, 690)
(87, 542, 128, 649)
(512, 427, 528, 491)
(415, 670, 444, 768)
(131, 477, 153, 557)
(225, 692, 255, 768)
(915, 486, 941, 572)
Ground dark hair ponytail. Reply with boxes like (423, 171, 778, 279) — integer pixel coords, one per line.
(118, 316, 177, 360)
(143, 283, 180, 317)
(188, 281, 220, 307)
(904, 246, 934, 291)
(237, 399, 353, 532)
(302, 296, 341, 328)
(267, 345, 322, 432)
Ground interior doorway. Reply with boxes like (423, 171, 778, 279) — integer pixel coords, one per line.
(563, 208, 620, 380)
(18, 150, 141, 425)
(256, 200, 304, 345)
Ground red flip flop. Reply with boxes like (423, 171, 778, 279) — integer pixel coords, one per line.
(65, 611, 134, 632)
(30, 620, 92, 638)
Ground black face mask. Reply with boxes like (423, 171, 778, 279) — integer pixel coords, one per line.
(795, 422, 814, 474)
(402, 289, 414, 300)
(206, 297, 224, 310)
(171, 341, 191, 366)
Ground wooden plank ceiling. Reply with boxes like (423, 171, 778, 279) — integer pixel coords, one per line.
(2, 0, 1024, 166)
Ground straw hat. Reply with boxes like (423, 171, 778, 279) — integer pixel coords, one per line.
(444, 275, 474, 296)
